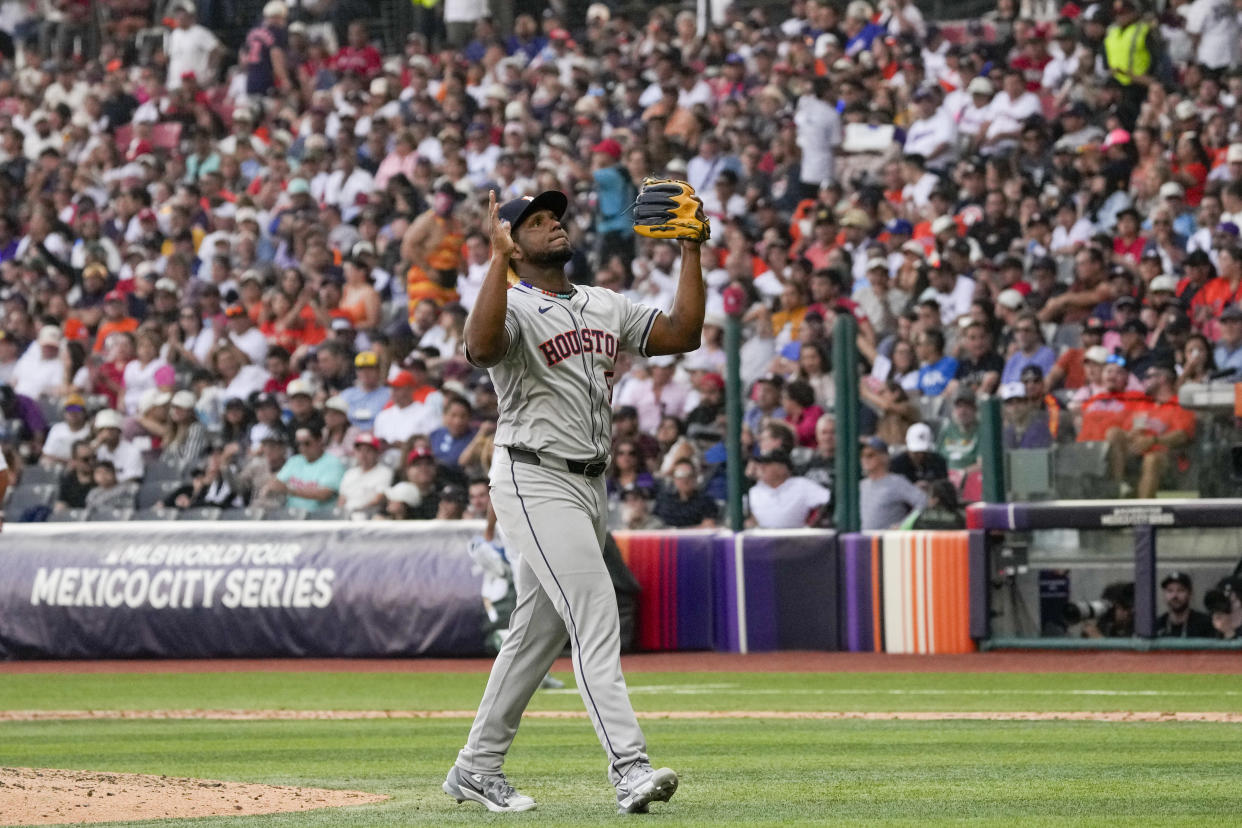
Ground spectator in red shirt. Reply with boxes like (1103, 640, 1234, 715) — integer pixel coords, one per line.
(334, 21, 382, 80)
(781, 380, 824, 448)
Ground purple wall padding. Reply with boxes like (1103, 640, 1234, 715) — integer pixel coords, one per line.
(838, 533, 877, 652)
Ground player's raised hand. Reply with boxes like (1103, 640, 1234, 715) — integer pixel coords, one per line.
(489, 190, 515, 258)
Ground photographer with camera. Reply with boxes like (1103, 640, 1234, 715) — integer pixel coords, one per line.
(1066, 581, 1135, 639)
(1204, 576, 1242, 640)
(1156, 572, 1216, 638)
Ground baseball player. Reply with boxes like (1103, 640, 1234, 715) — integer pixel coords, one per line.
(443, 182, 708, 814)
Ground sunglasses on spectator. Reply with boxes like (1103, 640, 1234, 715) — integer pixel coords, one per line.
(1015, 326, 1036, 333)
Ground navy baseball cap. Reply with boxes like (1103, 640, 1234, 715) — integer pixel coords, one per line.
(498, 191, 569, 232)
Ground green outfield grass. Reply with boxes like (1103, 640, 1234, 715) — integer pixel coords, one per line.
(2, 670, 1241, 713)
(2, 671, 1240, 826)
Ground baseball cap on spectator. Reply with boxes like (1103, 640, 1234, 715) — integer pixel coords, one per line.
(63, 393, 86, 411)
(224, 303, 247, 318)
(1084, 345, 1111, 363)
(621, 483, 655, 500)
(1020, 365, 1045, 383)
(966, 77, 993, 96)
(700, 372, 725, 390)
(388, 370, 417, 388)
(324, 395, 349, 413)
(905, 422, 934, 453)
(286, 379, 313, 397)
(1000, 382, 1026, 401)
(954, 391, 977, 408)
(252, 392, 278, 409)
(866, 256, 888, 271)
(648, 354, 677, 368)
(1101, 128, 1130, 150)
(1161, 571, 1192, 589)
(224, 397, 248, 410)
(331, 317, 354, 332)
(287, 178, 311, 196)
(1149, 275, 1178, 293)
(354, 350, 379, 368)
(997, 289, 1026, 310)
(355, 432, 381, 450)
(1173, 100, 1198, 121)
(104, 289, 125, 303)
(407, 446, 435, 464)
(137, 207, 157, 222)
(1158, 182, 1185, 200)
(861, 436, 888, 454)
(171, 390, 196, 409)
(154, 277, 178, 293)
(1218, 222, 1240, 236)
(1227, 144, 1242, 164)
(385, 482, 422, 507)
(350, 241, 376, 260)
(839, 208, 871, 228)
(1219, 304, 1242, 322)
(885, 218, 913, 236)
(755, 449, 793, 467)
(1119, 318, 1148, 336)
(262, 1, 288, 19)
(94, 409, 123, 430)
(930, 215, 956, 235)
(591, 139, 622, 160)
(440, 483, 469, 505)
(37, 325, 62, 345)
(1114, 294, 1139, 311)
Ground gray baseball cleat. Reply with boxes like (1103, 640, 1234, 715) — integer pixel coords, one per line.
(443, 765, 536, 813)
(616, 762, 678, 814)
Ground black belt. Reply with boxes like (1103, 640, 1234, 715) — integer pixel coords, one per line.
(507, 446, 608, 478)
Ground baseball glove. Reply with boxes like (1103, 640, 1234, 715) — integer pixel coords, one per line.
(632, 178, 710, 243)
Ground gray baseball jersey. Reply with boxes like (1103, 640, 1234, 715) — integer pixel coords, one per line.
(485, 283, 660, 462)
(453, 279, 664, 795)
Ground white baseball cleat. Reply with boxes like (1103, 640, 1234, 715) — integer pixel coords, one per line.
(616, 763, 678, 814)
(443, 765, 536, 813)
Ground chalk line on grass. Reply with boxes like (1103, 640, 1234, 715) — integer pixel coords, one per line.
(1, 709, 1240, 723)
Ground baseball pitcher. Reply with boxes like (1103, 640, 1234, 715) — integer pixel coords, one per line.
(443, 181, 708, 814)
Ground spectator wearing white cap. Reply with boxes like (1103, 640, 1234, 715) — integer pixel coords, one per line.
(1152, 181, 1196, 241)
(92, 409, 145, 483)
(11, 325, 63, 400)
(890, 422, 949, 487)
(161, 390, 208, 472)
(165, 1, 222, 90)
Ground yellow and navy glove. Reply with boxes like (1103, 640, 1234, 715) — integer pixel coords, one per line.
(632, 178, 710, 243)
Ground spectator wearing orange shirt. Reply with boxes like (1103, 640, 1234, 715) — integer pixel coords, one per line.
(1109, 364, 1195, 498)
(1077, 358, 1146, 442)
(1191, 244, 1242, 334)
(93, 290, 139, 353)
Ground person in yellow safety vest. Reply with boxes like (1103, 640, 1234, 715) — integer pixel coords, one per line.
(1103, 0, 1165, 110)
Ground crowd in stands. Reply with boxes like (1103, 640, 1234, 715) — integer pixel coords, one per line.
(1, 0, 1242, 543)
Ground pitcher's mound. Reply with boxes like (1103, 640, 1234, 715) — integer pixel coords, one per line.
(0, 766, 388, 826)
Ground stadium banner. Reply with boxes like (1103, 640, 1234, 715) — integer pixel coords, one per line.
(715, 530, 838, 653)
(838, 532, 976, 655)
(614, 530, 718, 652)
(0, 521, 489, 659)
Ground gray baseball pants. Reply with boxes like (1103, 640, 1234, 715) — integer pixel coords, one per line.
(454, 451, 648, 786)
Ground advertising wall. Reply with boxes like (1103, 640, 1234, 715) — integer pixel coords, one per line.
(0, 521, 488, 659)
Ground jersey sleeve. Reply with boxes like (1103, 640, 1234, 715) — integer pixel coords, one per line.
(617, 293, 662, 357)
(466, 303, 522, 367)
